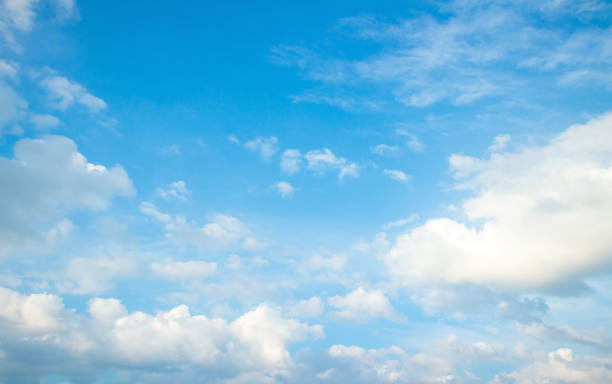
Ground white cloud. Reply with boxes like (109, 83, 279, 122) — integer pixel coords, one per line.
(489, 134, 511, 152)
(151, 260, 217, 281)
(281, 149, 302, 174)
(40, 75, 107, 113)
(58, 254, 137, 294)
(275, 181, 294, 198)
(140, 203, 265, 251)
(286, 297, 325, 318)
(384, 113, 612, 289)
(383, 169, 411, 183)
(491, 348, 612, 384)
(371, 144, 399, 156)
(280, 148, 359, 180)
(328, 288, 401, 322)
(0, 135, 134, 255)
(0, 59, 17, 78)
(245, 136, 279, 159)
(0, 287, 323, 379)
(161, 144, 181, 155)
(383, 214, 419, 230)
(0, 82, 27, 133)
(29, 113, 60, 129)
(305, 148, 359, 180)
(156, 180, 190, 200)
(406, 135, 424, 152)
(228, 134, 240, 144)
(0, 286, 66, 333)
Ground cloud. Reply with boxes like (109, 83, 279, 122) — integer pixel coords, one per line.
(280, 148, 359, 181)
(245, 136, 279, 159)
(281, 149, 302, 174)
(326, 337, 506, 384)
(275, 181, 294, 198)
(0, 135, 134, 255)
(58, 254, 137, 294)
(489, 134, 511, 152)
(383, 214, 419, 230)
(151, 260, 217, 281)
(0, 287, 324, 381)
(384, 113, 612, 290)
(29, 113, 60, 129)
(328, 288, 401, 322)
(156, 180, 190, 200)
(491, 348, 612, 384)
(383, 169, 411, 183)
(140, 203, 266, 250)
(0, 82, 27, 134)
(305, 148, 359, 180)
(370, 144, 399, 156)
(286, 297, 325, 318)
(161, 144, 181, 155)
(274, 1, 612, 109)
(40, 75, 107, 113)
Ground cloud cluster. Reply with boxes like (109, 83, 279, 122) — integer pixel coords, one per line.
(0, 287, 323, 381)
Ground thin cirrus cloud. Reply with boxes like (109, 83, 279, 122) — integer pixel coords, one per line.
(272, 1, 612, 109)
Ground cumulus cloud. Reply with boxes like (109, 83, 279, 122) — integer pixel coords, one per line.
(245, 136, 279, 159)
(57, 254, 138, 294)
(384, 113, 612, 290)
(40, 75, 107, 113)
(0, 287, 323, 381)
(328, 288, 401, 322)
(156, 180, 190, 200)
(0, 135, 134, 255)
(275, 181, 294, 198)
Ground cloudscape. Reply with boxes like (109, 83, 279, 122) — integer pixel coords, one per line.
(1, 1, 612, 383)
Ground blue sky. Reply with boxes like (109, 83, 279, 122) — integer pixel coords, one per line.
(1, 0, 612, 383)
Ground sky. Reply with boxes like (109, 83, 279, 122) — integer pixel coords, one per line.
(1, 0, 612, 383)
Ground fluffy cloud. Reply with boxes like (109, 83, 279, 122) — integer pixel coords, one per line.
(40, 75, 107, 113)
(0, 82, 27, 134)
(328, 288, 401, 322)
(0, 135, 134, 255)
(0, 287, 323, 381)
(140, 203, 266, 250)
(384, 113, 612, 290)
